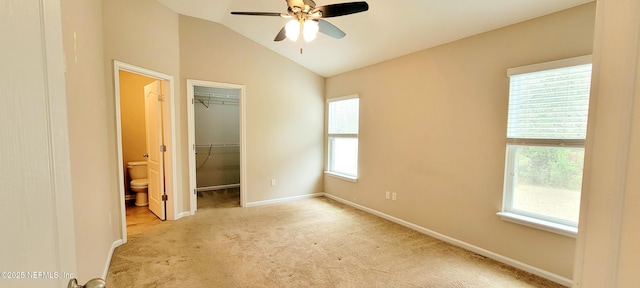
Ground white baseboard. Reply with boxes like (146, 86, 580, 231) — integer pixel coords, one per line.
(323, 193, 572, 287)
(245, 193, 324, 207)
(176, 211, 191, 220)
(102, 239, 123, 280)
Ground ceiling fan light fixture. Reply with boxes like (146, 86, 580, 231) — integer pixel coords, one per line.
(232, 1, 369, 43)
(303, 19, 319, 42)
(285, 19, 300, 41)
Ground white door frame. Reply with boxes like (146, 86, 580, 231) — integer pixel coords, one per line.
(187, 79, 247, 213)
(113, 61, 178, 243)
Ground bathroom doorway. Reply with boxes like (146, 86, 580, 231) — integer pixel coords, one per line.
(114, 61, 178, 243)
(187, 80, 247, 214)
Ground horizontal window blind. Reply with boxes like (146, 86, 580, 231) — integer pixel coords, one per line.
(501, 56, 592, 235)
(328, 97, 359, 135)
(327, 96, 360, 179)
(507, 63, 592, 140)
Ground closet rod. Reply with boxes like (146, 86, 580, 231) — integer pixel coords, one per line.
(197, 183, 240, 192)
(195, 143, 239, 148)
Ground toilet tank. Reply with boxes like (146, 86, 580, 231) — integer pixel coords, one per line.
(127, 161, 148, 180)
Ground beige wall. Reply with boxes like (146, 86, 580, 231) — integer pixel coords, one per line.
(60, 0, 116, 281)
(102, 0, 322, 220)
(50, 0, 640, 285)
(179, 16, 325, 204)
(119, 71, 155, 191)
(102, 0, 182, 216)
(325, 3, 595, 279)
(58, 0, 612, 283)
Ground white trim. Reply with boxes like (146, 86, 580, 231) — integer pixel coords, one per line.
(497, 212, 577, 238)
(323, 193, 572, 287)
(506, 138, 585, 147)
(327, 133, 358, 138)
(187, 79, 247, 214)
(507, 55, 592, 76)
(245, 193, 324, 207)
(327, 94, 359, 103)
(102, 239, 123, 280)
(187, 80, 196, 214)
(176, 211, 191, 220)
(324, 171, 358, 182)
(113, 61, 178, 243)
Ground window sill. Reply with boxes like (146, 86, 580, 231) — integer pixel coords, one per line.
(497, 212, 577, 238)
(324, 171, 357, 182)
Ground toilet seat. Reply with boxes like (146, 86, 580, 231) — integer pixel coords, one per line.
(130, 179, 148, 187)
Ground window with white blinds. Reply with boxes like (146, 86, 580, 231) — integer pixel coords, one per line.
(507, 60, 592, 142)
(499, 56, 592, 236)
(328, 97, 359, 135)
(327, 96, 359, 179)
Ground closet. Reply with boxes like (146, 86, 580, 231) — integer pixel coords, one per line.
(193, 86, 240, 202)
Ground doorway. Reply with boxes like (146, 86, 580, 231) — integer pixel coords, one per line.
(114, 61, 178, 243)
(187, 80, 247, 214)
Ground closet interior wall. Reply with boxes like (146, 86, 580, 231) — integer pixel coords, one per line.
(194, 86, 240, 192)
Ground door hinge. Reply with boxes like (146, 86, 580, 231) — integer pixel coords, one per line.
(192, 98, 194, 105)
(160, 144, 166, 152)
(162, 194, 168, 201)
(158, 94, 164, 102)
(194, 189, 197, 195)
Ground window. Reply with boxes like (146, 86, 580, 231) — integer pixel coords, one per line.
(326, 96, 360, 180)
(499, 56, 592, 237)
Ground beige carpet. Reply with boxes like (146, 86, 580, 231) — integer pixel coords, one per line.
(106, 190, 564, 287)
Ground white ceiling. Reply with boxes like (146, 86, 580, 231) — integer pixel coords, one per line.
(157, 0, 593, 77)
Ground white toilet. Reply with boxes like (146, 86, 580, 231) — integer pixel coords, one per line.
(127, 161, 149, 206)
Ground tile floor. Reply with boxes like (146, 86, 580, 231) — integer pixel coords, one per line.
(125, 202, 162, 237)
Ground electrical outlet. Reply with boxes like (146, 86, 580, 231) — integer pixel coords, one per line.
(392, 192, 397, 201)
(271, 179, 276, 187)
(385, 191, 390, 199)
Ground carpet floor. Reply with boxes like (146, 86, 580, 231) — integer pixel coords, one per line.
(106, 190, 564, 287)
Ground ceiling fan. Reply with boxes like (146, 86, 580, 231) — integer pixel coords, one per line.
(231, 0, 369, 42)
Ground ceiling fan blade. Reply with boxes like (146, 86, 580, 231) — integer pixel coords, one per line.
(318, 19, 346, 39)
(315, 2, 369, 18)
(230, 12, 283, 16)
(274, 26, 287, 41)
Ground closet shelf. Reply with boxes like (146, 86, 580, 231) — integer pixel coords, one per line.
(194, 91, 238, 99)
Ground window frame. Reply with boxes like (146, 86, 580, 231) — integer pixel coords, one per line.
(498, 55, 592, 237)
(325, 95, 360, 181)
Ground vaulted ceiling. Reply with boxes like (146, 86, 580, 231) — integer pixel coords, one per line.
(157, 0, 593, 77)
